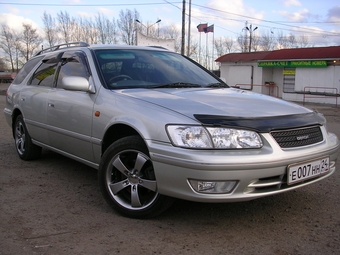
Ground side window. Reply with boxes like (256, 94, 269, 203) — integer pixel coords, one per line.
(56, 52, 90, 89)
(12, 56, 43, 84)
(30, 62, 58, 87)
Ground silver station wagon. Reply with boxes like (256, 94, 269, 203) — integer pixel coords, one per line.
(4, 42, 339, 218)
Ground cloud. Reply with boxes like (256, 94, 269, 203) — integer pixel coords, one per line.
(61, 0, 81, 3)
(5, 5, 21, 15)
(96, 8, 115, 16)
(278, 8, 312, 22)
(193, 0, 264, 32)
(0, 13, 40, 31)
(327, 6, 340, 22)
(282, 0, 302, 7)
(75, 11, 94, 19)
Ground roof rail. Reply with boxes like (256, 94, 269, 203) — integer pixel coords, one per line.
(35, 42, 90, 56)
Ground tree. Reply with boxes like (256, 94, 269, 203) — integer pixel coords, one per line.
(224, 37, 235, 53)
(95, 13, 118, 44)
(105, 18, 119, 44)
(57, 11, 74, 43)
(297, 34, 311, 48)
(214, 37, 228, 56)
(237, 34, 248, 52)
(95, 13, 108, 44)
(42, 11, 60, 48)
(276, 30, 289, 49)
(260, 31, 276, 51)
(0, 24, 20, 71)
(71, 17, 97, 44)
(186, 40, 198, 60)
(161, 23, 181, 52)
(83, 18, 98, 44)
(0, 57, 7, 71)
(20, 23, 43, 61)
(287, 34, 297, 48)
(117, 9, 140, 45)
(250, 33, 261, 52)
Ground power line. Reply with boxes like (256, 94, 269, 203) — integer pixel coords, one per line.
(0, 1, 182, 7)
(2, 0, 339, 41)
(191, 3, 340, 37)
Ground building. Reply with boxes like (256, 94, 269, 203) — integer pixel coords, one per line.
(136, 32, 175, 51)
(216, 46, 340, 105)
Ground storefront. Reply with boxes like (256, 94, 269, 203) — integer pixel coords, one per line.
(216, 46, 340, 105)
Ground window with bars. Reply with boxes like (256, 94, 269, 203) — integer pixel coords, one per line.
(283, 67, 296, 93)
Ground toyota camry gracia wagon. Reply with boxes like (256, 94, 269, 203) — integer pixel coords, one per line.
(4, 42, 339, 218)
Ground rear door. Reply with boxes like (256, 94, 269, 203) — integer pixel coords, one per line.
(19, 55, 58, 145)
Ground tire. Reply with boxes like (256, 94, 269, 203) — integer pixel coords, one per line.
(98, 135, 174, 218)
(14, 115, 42, 160)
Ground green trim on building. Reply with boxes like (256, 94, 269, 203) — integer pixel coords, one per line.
(258, 60, 327, 68)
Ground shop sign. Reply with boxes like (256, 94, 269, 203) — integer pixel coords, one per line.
(258, 60, 327, 68)
(283, 70, 296, 75)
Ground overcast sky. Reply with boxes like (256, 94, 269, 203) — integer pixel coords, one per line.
(0, 0, 339, 46)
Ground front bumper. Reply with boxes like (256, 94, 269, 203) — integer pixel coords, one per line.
(147, 132, 339, 202)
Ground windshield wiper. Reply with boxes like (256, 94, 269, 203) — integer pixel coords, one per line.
(206, 82, 229, 88)
(149, 82, 202, 88)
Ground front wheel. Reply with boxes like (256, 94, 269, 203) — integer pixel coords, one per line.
(14, 115, 41, 160)
(98, 136, 174, 218)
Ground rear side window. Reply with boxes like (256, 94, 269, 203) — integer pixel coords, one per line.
(12, 56, 43, 84)
(30, 62, 58, 87)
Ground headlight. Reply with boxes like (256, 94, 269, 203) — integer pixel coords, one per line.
(167, 125, 263, 149)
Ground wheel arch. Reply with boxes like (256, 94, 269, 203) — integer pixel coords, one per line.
(101, 123, 144, 156)
(11, 108, 23, 138)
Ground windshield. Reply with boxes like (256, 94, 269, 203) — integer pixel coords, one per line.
(94, 49, 224, 89)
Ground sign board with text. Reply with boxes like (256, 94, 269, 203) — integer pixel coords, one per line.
(258, 60, 327, 68)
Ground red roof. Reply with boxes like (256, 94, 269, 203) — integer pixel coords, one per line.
(216, 46, 340, 62)
(215, 51, 271, 62)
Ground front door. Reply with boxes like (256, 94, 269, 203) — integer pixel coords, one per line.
(46, 51, 96, 162)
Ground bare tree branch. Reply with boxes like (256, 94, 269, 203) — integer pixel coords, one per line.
(20, 23, 43, 61)
(118, 9, 140, 45)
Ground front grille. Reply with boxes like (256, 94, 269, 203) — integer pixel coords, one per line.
(270, 126, 323, 148)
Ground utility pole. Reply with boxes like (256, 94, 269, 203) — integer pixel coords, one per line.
(245, 24, 258, 52)
(186, 0, 191, 56)
(181, 0, 186, 55)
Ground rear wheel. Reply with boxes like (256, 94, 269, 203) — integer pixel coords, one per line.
(98, 136, 174, 218)
(14, 115, 41, 160)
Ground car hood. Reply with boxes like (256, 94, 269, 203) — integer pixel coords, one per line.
(118, 87, 312, 118)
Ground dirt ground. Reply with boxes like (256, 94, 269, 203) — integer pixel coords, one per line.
(1, 84, 340, 255)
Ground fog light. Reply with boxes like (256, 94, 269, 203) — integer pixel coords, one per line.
(189, 180, 237, 194)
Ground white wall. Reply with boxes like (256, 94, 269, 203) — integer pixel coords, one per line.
(220, 63, 253, 88)
(219, 62, 340, 105)
(136, 32, 175, 51)
(220, 63, 271, 94)
(295, 66, 340, 93)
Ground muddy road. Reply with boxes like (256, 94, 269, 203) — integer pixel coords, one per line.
(1, 92, 340, 255)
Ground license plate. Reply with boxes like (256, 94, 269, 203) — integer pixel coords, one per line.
(287, 156, 330, 185)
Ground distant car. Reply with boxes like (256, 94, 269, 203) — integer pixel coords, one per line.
(4, 42, 339, 218)
(0, 72, 16, 83)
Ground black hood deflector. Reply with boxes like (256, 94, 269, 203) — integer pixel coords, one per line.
(194, 112, 325, 132)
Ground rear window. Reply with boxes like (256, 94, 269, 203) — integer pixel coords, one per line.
(12, 56, 43, 84)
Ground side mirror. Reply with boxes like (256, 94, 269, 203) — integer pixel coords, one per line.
(62, 76, 92, 92)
